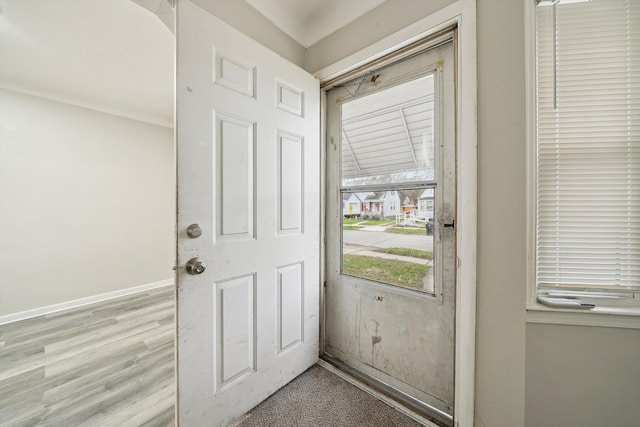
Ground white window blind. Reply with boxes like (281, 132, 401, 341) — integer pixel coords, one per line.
(535, 0, 640, 292)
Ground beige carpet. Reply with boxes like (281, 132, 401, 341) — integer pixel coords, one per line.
(236, 364, 422, 427)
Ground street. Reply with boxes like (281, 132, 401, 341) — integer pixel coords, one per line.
(342, 229, 433, 252)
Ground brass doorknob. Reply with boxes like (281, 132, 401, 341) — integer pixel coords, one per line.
(185, 257, 206, 275)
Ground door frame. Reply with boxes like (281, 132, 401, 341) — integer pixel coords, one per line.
(315, 1, 477, 426)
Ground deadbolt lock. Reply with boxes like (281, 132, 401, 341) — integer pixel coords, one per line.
(185, 257, 206, 275)
(187, 224, 202, 238)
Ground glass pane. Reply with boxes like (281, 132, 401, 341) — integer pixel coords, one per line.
(341, 189, 435, 293)
(341, 75, 435, 188)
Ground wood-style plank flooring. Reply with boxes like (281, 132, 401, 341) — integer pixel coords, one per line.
(0, 286, 175, 427)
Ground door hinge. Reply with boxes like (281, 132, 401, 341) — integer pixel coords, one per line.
(444, 220, 455, 228)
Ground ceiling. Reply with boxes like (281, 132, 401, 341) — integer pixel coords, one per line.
(244, 0, 387, 48)
(0, 0, 174, 128)
(0, 0, 385, 128)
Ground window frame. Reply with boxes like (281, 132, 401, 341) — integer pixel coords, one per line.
(525, 0, 640, 325)
(331, 59, 448, 299)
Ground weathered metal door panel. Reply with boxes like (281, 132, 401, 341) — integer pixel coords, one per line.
(324, 40, 456, 421)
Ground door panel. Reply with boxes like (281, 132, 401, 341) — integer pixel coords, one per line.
(176, 1, 320, 425)
(324, 40, 456, 421)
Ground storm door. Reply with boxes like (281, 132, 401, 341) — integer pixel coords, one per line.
(324, 37, 456, 426)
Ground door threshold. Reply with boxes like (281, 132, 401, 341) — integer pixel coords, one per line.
(318, 354, 453, 427)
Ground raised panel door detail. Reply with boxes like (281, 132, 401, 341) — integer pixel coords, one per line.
(277, 131, 304, 234)
(276, 263, 304, 353)
(178, 3, 320, 425)
(213, 50, 256, 98)
(215, 113, 255, 240)
(214, 274, 256, 391)
(275, 79, 303, 117)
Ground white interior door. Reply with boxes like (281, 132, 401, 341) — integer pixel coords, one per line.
(176, 1, 320, 425)
(324, 39, 456, 425)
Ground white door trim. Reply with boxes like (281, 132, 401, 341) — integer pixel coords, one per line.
(315, 2, 477, 425)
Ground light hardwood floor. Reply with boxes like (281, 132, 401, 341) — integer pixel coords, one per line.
(0, 286, 175, 427)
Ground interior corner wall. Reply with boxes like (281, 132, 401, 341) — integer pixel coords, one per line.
(189, 0, 305, 69)
(476, 0, 527, 426)
(303, 0, 457, 74)
(0, 89, 175, 316)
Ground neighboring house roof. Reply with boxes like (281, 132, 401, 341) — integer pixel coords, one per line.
(383, 191, 400, 200)
(419, 188, 435, 199)
(356, 192, 374, 201)
(365, 192, 385, 202)
(360, 191, 402, 203)
(342, 193, 362, 202)
(401, 196, 417, 207)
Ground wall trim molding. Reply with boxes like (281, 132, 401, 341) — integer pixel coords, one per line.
(0, 278, 174, 325)
(526, 308, 640, 330)
(0, 84, 173, 129)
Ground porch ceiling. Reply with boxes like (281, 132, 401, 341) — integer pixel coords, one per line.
(341, 75, 436, 183)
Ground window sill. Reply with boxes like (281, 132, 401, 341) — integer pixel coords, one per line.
(526, 303, 640, 329)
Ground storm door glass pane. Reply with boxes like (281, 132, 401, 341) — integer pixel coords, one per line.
(341, 75, 435, 187)
(341, 189, 436, 294)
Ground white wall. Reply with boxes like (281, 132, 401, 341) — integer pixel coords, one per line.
(0, 0, 175, 129)
(304, 0, 457, 73)
(526, 324, 640, 427)
(0, 89, 175, 316)
(190, 0, 305, 68)
(476, 0, 527, 425)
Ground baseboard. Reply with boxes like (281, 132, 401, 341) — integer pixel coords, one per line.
(0, 278, 174, 325)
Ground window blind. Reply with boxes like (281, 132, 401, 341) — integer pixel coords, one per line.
(535, 0, 640, 292)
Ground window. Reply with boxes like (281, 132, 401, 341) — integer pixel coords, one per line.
(426, 200, 434, 211)
(532, 0, 640, 311)
(337, 74, 438, 294)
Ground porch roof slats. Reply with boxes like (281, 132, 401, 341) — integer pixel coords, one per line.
(341, 75, 435, 182)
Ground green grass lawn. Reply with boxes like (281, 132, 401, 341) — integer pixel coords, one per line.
(384, 227, 426, 235)
(342, 254, 428, 291)
(373, 247, 433, 260)
(343, 218, 361, 225)
(343, 225, 365, 230)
